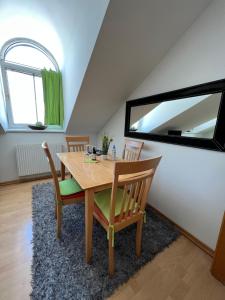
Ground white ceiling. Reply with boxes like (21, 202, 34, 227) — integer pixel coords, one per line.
(67, 0, 212, 134)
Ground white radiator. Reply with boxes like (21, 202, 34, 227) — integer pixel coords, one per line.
(16, 143, 63, 176)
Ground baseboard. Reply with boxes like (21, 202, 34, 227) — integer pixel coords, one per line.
(0, 173, 53, 186)
(0, 171, 68, 186)
(149, 204, 214, 257)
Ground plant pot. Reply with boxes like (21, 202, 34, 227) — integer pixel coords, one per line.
(102, 154, 108, 160)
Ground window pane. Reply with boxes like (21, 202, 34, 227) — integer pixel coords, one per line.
(34, 76, 45, 124)
(7, 70, 37, 124)
(5, 46, 55, 70)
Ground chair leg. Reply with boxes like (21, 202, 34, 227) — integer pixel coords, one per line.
(54, 192, 57, 219)
(55, 198, 57, 219)
(136, 218, 143, 257)
(55, 204, 57, 219)
(57, 202, 62, 239)
(108, 227, 115, 276)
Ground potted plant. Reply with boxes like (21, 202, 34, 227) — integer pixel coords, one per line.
(101, 135, 113, 159)
(28, 121, 47, 130)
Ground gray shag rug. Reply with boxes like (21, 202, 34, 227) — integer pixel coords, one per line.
(31, 182, 180, 300)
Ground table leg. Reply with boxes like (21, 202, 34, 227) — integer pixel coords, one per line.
(85, 189, 94, 263)
(61, 162, 65, 180)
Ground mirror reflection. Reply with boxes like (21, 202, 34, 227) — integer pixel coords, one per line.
(130, 93, 221, 139)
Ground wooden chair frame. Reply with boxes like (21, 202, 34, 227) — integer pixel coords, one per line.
(123, 139, 144, 161)
(65, 135, 90, 152)
(42, 142, 84, 238)
(93, 156, 161, 275)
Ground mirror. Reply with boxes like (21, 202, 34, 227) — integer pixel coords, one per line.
(130, 93, 221, 139)
(125, 79, 225, 151)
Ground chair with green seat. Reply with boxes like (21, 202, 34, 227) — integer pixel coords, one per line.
(42, 142, 84, 238)
(93, 156, 161, 276)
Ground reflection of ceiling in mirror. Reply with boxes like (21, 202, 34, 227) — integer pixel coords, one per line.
(130, 103, 159, 125)
(182, 118, 217, 138)
(130, 93, 221, 138)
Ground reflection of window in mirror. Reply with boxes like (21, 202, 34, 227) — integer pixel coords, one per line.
(130, 93, 221, 139)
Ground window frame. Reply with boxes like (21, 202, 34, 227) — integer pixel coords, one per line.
(0, 37, 59, 129)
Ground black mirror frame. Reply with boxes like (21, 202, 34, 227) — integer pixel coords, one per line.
(125, 79, 225, 152)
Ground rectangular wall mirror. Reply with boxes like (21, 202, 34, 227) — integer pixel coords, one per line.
(125, 79, 225, 151)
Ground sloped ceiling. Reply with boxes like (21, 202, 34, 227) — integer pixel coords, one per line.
(67, 0, 212, 134)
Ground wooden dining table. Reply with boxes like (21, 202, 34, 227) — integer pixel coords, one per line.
(57, 151, 116, 263)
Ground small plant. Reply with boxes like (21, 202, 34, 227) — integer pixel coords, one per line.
(35, 121, 43, 127)
(102, 135, 113, 155)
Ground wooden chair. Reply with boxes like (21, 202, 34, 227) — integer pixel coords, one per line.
(65, 135, 89, 152)
(93, 156, 161, 275)
(42, 142, 84, 238)
(123, 139, 144, 161)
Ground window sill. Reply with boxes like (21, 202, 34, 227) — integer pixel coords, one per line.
(6, 128, 65, 133)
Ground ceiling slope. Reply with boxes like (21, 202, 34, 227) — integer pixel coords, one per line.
(67, 0, 212, 134)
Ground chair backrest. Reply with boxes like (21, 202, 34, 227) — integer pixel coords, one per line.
(109, 156, 161, 225)
(42, 142, 60, 199)
(123, 139, 144, 161)
(65, 135, 89, 152)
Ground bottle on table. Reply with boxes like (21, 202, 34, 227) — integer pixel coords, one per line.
(91, 147, 96, 160)
(112, 145, 116, 161)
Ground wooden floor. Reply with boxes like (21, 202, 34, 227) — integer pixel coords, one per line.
(0, 179, 225, 300)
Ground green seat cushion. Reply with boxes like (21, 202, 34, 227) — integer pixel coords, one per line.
(94, 188, 135, 221)
(59, 178, 83, 196)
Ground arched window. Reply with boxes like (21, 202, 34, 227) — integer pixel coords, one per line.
(0, 38, 60, 128)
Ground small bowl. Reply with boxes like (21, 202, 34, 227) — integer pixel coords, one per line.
(28, 124, 47, 130)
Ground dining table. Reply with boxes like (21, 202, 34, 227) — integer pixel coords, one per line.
(57, 151, 116, 263)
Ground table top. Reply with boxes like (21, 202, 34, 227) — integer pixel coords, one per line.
(57, 152, 116, 190)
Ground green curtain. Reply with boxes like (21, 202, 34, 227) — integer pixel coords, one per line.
(41, 69, 64, 126)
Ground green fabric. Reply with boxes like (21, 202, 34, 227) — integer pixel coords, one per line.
(94, 188, 135, 221)
(59, 178, 83, 196)
(41, 69, 64, 126)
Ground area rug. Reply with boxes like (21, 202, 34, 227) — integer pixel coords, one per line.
(31, 182, 180, 300)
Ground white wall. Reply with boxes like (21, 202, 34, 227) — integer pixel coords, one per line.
(97, 0, 225, 249)
(0, 132, 65, 182)
(61, 0, 109, 128)
(0, 132, 96, 182)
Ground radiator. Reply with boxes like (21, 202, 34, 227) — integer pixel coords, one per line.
(16, 143, 63, 176)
